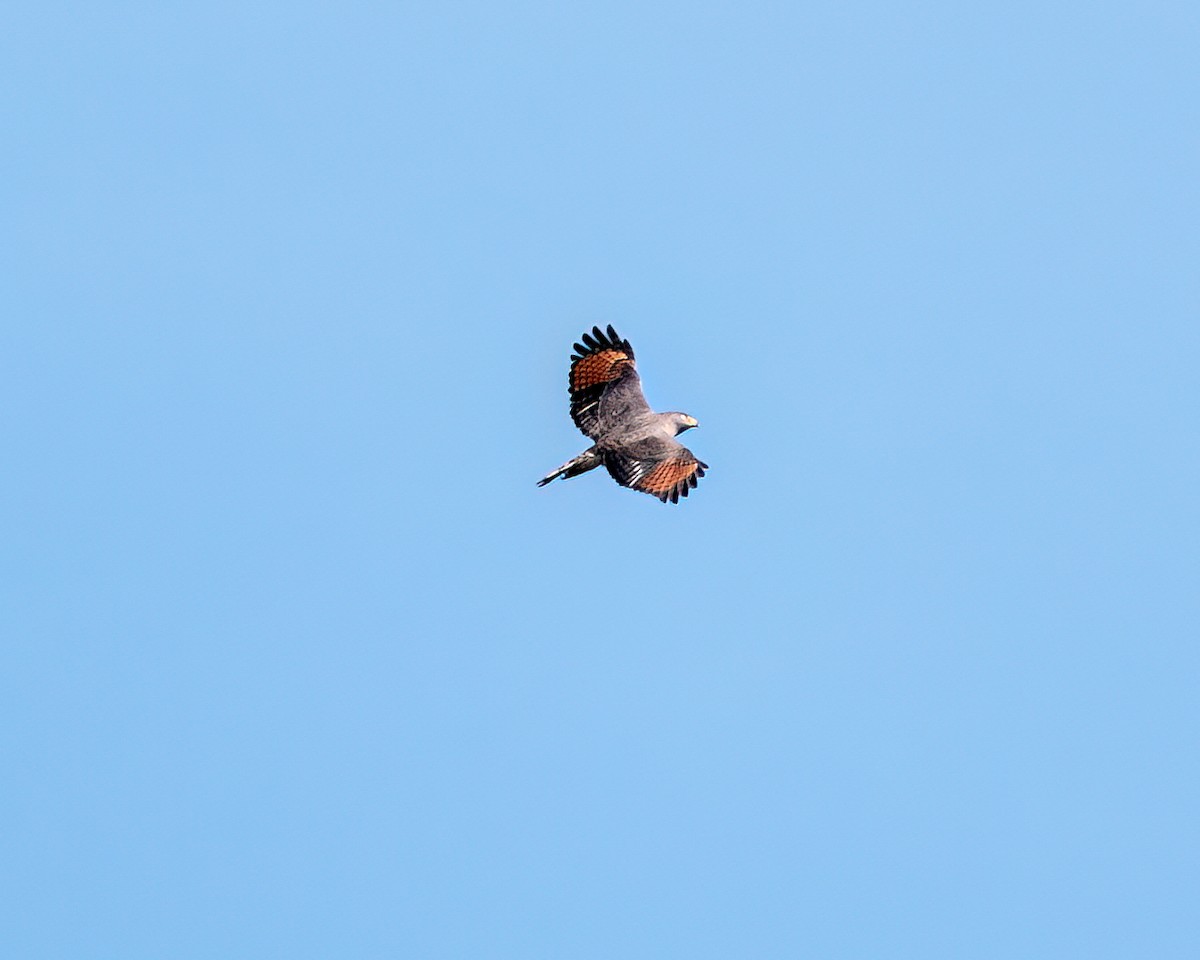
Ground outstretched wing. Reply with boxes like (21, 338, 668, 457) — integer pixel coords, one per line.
(568, 325, 650, 438)
(604, 437, 708, 504)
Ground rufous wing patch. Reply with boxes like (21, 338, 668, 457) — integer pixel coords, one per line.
(638, 457, 698, 495)
(570, 350, 630, 392)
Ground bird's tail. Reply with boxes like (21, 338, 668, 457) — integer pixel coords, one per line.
(537, 448, 601, 487)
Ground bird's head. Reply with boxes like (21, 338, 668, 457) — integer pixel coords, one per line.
(669, 412, 699, 435)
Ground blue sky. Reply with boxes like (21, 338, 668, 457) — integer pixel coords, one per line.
(4, 2, 1198, 956)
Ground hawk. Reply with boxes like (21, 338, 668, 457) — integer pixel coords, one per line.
(537, 325, 708, 504)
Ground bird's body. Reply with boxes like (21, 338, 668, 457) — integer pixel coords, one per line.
(538, 325, 707, 503)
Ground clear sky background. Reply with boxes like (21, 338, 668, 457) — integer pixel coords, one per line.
(4, 2, 1198, 957)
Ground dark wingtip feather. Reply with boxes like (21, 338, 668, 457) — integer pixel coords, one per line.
(606, 324, 620, 343)
(591, 325, 607, 345)
(581, 332, 598, 349)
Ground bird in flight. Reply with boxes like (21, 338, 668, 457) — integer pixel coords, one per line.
(538, 325, 708, 503)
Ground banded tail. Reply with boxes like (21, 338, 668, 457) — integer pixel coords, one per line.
(537, 448, 602, 487)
